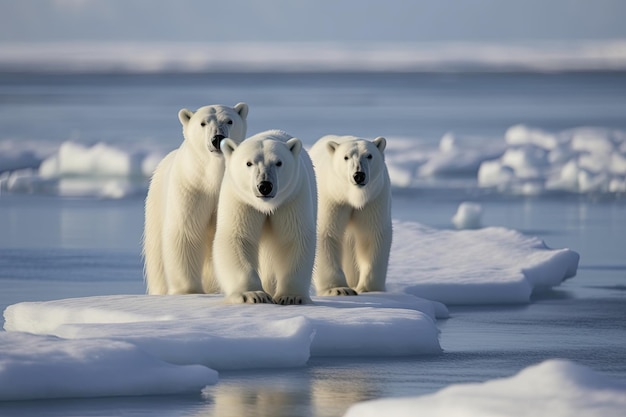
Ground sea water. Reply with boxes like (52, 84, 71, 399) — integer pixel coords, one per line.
(0, 71, 625, 416)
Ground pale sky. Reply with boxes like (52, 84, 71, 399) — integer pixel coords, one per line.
(0, 0, 625, 43)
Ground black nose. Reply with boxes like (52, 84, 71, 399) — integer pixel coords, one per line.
(212, 134, 226, 150)
(353, 172, 366, 185)
(258, 181, 273, 196)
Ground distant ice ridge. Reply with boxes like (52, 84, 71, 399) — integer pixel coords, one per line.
(2, 124, 624, 198)
(385, 125, 626, 196)
(344, 359, 626, 417)
(1, 41, 626, 73)
(0, 140, 164, 198)
(477, 125, 626, 195)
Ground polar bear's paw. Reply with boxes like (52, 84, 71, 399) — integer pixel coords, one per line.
(233, 291, 275, 304)
(320, 287, 358, 296)
(274, 295, 311, 305)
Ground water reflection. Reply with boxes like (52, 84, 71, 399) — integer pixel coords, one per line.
(197, 365, 378, 417)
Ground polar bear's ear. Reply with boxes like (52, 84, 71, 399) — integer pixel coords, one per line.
(373, 136, 387, 153)
(286, 137, 302, 158)
(234, 102, 249, 120)
(178, 109, 194, 127)
(326, 141, 339, 155)
(221, 138, 238, 159)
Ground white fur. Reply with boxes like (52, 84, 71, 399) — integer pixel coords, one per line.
(143, 103, 249, 295)
(310, 134, 392, 296)
(214, 129, 317, 305)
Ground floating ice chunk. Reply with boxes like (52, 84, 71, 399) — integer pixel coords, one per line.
(570, 129, 616, 155)
(546, 159, 580, 191)
(3, 293, 442, 374)
(477, 144, 550, 193)
(3, 125, 625, 198)
(384, 138, 427, 187)
(0, 140, 162, 198)
(0, 332, 217, 401)
(387, 220, 579, 305)
(39, 141, 145, 178)
(477, 160, 515, 189)
(505, 125, 558, 150)
(578, 169, 611, 193)
(418, 133, 504, 178)
(499, 145, 548, 180)
(451, 202, 482, 229)
(609, 177, 626, 193)
(344, 359, 626, 417)
(479, 125, 626, 195)
(438, 132, 456, 152)
(611, 153, 626, 175)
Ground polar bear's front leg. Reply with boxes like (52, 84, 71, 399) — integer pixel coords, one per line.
(160, 188, 210, 294)
(268, 208, 315, 305)
(313, 204, 358, 296)
(214, 207, 274, 304)
(161, 221, 205, 294)
(351, 201, 392, 293)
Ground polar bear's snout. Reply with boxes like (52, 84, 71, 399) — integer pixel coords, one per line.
(353, 171, 367, 186)
(211, 134, 226, 151)
(257, 181, 274, 197)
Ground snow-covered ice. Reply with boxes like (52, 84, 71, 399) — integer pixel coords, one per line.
(1, 293, 441, 400)
(0, 331, 217, 401)
(451, 202, 483, 229)
(387, 221, 579, 305)
(0, 218, 580, 401)
(344, 359, 626, 417)
(3, 293, 442, 364)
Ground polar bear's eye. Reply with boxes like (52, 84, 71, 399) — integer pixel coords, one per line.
(246, 162, 253, 167)
(366, 154, 373, 160)
(276, 161, 282, 167)
(344, 156, 349, 161)
(200, 122, 206, 127)
(226, 119, 233, 125)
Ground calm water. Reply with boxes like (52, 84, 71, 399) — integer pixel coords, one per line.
(1, 71, 625, 416)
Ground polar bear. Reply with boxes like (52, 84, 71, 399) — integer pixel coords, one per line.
(310, 135, 392, 296)
(143, 103, 248, 295)
(214, 129, 316, 305)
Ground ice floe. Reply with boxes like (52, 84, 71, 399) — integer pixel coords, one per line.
(1, 293, 442, 400)
(387, 221, 579, 305)
(0, 331, 217, 401)
(344, 359, 626, 417)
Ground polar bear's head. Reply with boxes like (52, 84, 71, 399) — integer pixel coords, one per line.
(326, 136, 387, 208)
(222, 130, 303, 214)
(178, 103, 248, 155)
